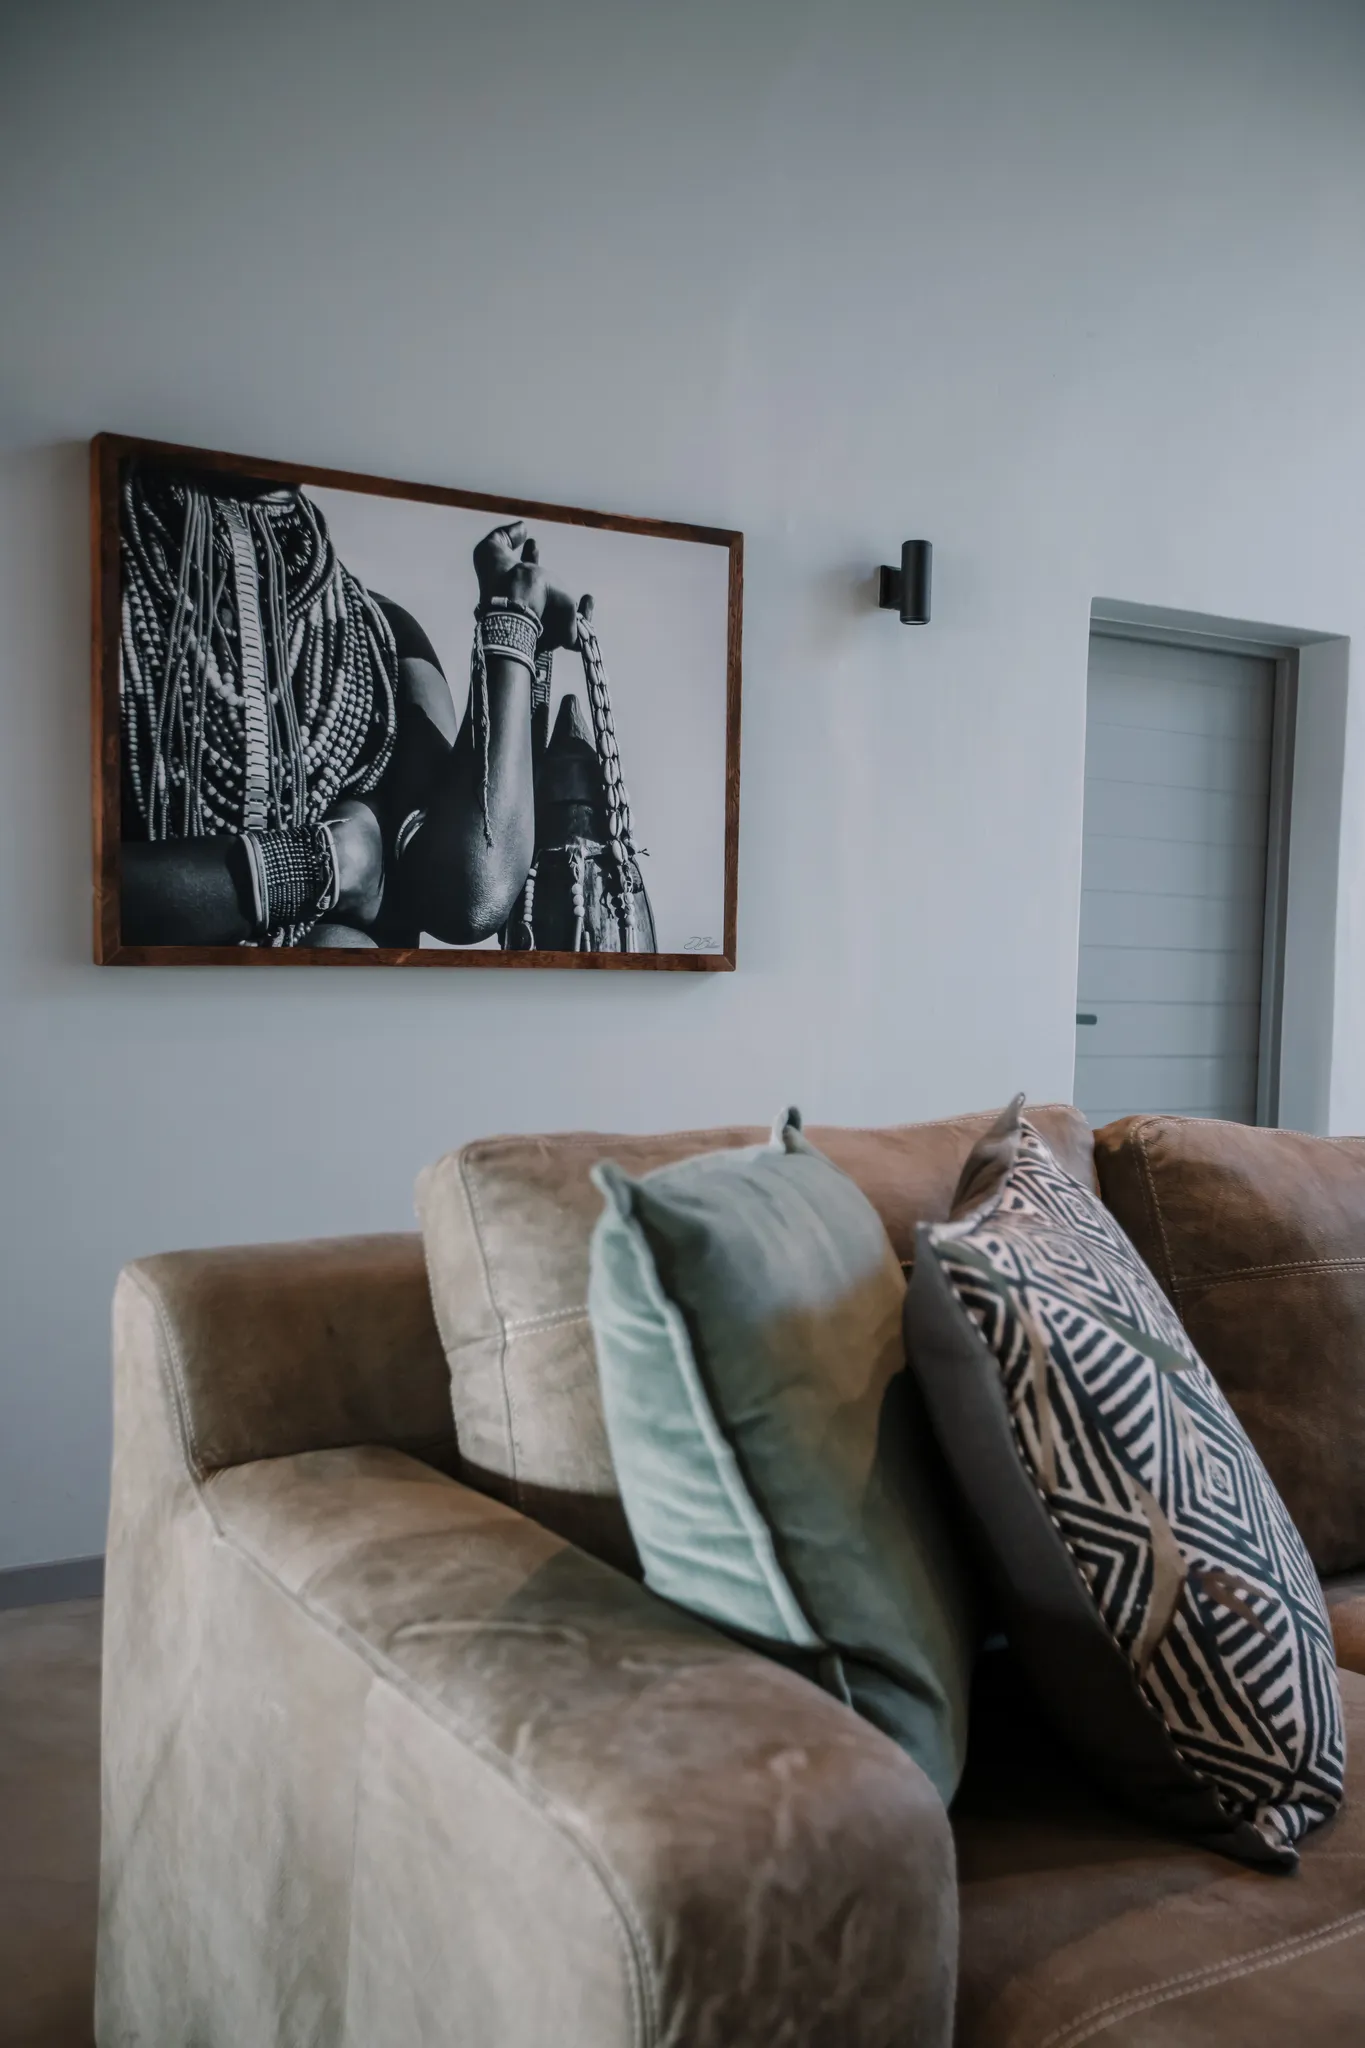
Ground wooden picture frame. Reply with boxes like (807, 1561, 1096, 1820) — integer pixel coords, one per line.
(92, 433, 742, 968)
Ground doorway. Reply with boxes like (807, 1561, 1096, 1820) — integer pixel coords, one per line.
(1074, 631, 1293, 1128)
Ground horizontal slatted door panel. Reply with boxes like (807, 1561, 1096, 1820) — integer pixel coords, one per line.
(1075, 635, 1275, 1128)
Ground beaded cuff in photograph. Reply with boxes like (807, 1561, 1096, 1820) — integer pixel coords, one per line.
(477, 599, 542, 673)
(239, 823, 340, 940)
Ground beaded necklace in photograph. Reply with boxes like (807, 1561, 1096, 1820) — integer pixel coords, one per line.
(119, 470, 399, 854)
(498, 610, 649, 952)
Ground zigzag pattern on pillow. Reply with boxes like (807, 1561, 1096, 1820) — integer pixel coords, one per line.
(933, 1125, 1344, 1857)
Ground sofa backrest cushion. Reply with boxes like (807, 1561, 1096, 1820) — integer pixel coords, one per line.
(417, 1104, 1094, 1570)
(1094, 1115, 1365, 1576)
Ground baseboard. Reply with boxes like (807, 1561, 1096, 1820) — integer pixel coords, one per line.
(0, 1554, 105, 1611)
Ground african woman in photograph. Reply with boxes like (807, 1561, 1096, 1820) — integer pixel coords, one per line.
(118, 463, 655, 950)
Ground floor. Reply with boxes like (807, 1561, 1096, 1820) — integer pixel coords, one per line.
(0, 1600, 101, 2048)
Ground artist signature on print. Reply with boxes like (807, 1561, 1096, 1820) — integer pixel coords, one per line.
(684, 936, 719, 951)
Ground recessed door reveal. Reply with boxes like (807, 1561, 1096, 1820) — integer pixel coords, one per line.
(1075, 634, 1285, 1127)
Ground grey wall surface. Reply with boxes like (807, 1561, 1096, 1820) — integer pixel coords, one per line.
(5, 0, 1365, 1569)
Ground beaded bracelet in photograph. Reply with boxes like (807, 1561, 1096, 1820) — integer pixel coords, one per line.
(477, 599, 542, 669)
(238, 823, 340, 938)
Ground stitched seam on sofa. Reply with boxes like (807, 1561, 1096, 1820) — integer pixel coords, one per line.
(1035, 1907, 1365, 2048)
(456, 1153, 521, 1504)
(129, 1266, 207, 1481)
(504, 1305, 593, 1337)
(460, 1128, 761, 1160)
(1172, 1256, 1365, 1291)
(339, 1663, 367, 2040)
(203, 1503, 658, 2048)
(1122, 1116, 1365, 1146)
(1132, 1123, 1180, 1304)
(455, 1105, 1086, 1162)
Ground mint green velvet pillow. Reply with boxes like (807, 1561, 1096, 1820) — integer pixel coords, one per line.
(587, 1109, 976, 1804)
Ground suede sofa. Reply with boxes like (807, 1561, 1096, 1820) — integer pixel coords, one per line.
(96, 1106, 1365, 2046)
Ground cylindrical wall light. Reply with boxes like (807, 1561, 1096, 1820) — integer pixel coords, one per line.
(878, 540, 933, 624)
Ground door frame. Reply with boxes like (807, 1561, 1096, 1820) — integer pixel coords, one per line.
(1083, 612, 1297, 1128)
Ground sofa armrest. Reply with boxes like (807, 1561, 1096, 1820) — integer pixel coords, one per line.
(103, 1256, 955, 2044)
(200, 1447, 958, 2047)
(121, 1234, 455, 1477)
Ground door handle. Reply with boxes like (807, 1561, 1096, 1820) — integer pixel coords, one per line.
(1076, 1013, 1098, 1026)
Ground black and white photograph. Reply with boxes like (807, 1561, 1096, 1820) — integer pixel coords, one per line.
(92, 436, 742, 968)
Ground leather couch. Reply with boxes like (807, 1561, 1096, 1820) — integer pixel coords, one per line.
(96, 1107, 1365, 2045)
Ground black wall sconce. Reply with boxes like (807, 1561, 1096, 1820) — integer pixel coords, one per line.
(878, 540, 933, 624)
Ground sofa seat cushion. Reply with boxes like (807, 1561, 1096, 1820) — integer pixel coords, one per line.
(1323, 1571, 1365, 1676)
(1093, 1116, 1365, 1576)
(955, 1650, 1365, 2048)
(417, 1105, 1095, 1569)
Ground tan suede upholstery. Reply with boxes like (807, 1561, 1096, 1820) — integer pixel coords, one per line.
(416, 1106, 1095, 1568)
(128, 1232, 457, 1477)
(1094, 1116, 1365, 1574)
(99, 1115, 1365, 2046)
(956, 1653, 1365, 2046)
(1324, 1572, 1365, 1677)
(98, 1244, 955, 2048)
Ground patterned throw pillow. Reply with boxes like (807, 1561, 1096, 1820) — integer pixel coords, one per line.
(904, 1099, 1345, 1869)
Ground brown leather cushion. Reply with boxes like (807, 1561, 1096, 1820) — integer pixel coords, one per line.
(956, 1650, 1365, 2047)
(1323, 1572, 1365, 1676)
(417, 1104, 1094, 1569)
(1094, 1116, 1365, 1576)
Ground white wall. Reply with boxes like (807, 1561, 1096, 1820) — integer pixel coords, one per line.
(5, 0, 1365, 1570)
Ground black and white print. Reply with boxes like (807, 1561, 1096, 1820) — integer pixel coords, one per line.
(107, 443, 737, 962)
(930, 1125, 1345, 1862)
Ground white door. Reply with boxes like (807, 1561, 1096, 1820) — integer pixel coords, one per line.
(1074, 634, 1282, 1127)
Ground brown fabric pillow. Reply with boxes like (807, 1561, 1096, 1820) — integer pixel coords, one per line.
(1093, 1115, 1365, 1576)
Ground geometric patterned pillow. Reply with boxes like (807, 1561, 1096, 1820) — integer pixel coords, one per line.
(905, 1101, 1345, 1870)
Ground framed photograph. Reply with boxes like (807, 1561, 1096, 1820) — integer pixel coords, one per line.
(91, 434, 742, 969)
